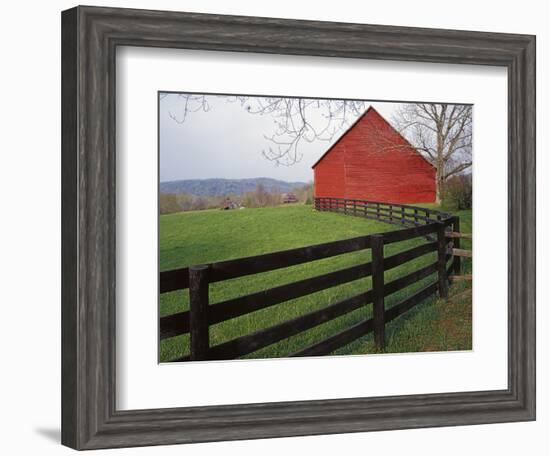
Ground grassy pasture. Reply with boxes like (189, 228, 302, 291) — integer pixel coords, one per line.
(159, 204, 472, 362)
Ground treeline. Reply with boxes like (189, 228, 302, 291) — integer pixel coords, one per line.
(160, 183, 313, 215)
(441, 174, 472, 210)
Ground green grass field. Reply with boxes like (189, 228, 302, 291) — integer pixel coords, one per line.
(159, 204, 472, 362)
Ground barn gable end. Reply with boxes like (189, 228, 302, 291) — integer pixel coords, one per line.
(312, 106, 436, 204)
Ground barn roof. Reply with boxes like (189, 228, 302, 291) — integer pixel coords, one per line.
(311, 105, 435, 169)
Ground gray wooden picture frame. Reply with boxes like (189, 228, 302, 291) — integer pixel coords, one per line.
(61, 5, 536, 450)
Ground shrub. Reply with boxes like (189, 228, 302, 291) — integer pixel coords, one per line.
(159, 193, 182, 214)
(291, 183, 313, 205)
(442, 174, 472, 210)
(241, 184, 282, 208)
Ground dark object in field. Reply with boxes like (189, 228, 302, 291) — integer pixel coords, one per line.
(221, 197, 239, 210)
(282, 192, 298, 203)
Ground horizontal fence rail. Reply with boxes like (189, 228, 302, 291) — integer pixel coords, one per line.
(314, 197, 451, 229)
(160, 199, 460, 362)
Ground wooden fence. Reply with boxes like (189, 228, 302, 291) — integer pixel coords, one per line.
(315, 197, 462, 274)
(314, 196, 451, 228)
(160, 199, 460, 362)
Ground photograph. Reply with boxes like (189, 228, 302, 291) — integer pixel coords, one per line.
(158, 93, 473, 363)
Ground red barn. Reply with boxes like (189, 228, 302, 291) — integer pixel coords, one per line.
(312, 106, 436, 204)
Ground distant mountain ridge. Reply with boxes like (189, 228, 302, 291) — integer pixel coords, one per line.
(160, 177, 309, 197)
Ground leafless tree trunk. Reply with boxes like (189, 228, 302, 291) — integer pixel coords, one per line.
(392, 104, 472, 203)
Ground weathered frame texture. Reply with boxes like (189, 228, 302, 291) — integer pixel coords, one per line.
(61, 5, 536, 450)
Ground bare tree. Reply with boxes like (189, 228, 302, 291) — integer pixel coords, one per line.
(392, 103, 472, 203)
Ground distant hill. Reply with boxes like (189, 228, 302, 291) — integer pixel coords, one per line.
(160, 178, 309, 197)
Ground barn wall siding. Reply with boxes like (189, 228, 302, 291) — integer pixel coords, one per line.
(313, 107, 436, 204)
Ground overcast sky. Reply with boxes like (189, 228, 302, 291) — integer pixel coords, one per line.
(159, 94, 407, 183)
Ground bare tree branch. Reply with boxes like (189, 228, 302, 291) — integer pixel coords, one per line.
(162, 93, 369, 166)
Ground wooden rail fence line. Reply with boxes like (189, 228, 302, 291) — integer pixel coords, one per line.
(160, 199, 462, 362)
(314, 196, 451, 228)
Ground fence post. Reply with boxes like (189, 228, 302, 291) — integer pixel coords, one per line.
(401, 206, 405, 225)
(189, 264, 210, 361)
(452, 217, 461, 274)
(371, 235, 385, 349)
(436, 223, 449, 299)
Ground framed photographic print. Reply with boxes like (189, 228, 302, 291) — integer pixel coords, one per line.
(61, 5, 536, 450)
